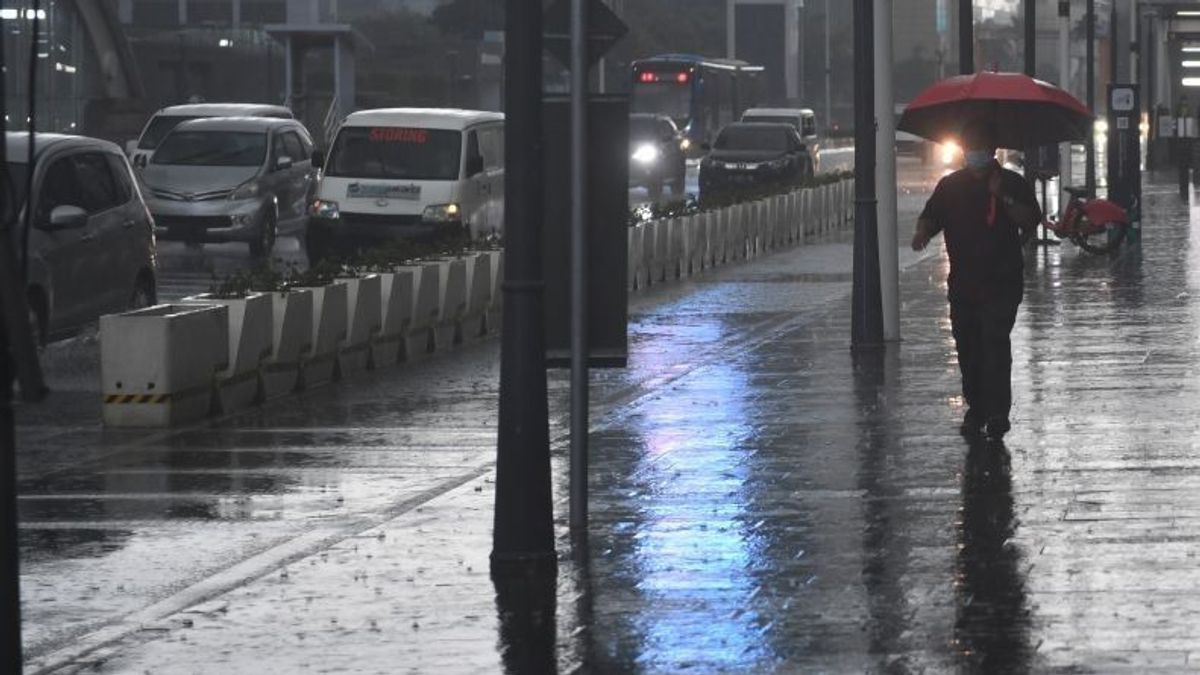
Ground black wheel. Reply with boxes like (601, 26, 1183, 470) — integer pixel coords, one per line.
(1071, 220, 1129, 254)
(129, 273, 157, 310)
(249, 212, 277, 259)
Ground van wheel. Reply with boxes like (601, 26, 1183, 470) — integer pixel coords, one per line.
(250, 212, 277, 259)
(129, 273, 156, 310)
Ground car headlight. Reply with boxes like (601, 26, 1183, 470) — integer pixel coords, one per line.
(230, 181, 260, 201)
(680, 138, 692, 152)
(422, 203, 461, 223)
(632, 144, 660, 164)
(940, 140, 962, 166)
(311, 199, 340, 219)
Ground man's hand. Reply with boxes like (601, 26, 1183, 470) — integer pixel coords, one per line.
(911, 218, 933, 251)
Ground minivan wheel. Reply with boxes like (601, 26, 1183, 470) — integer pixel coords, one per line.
(249, 212, 277, 259)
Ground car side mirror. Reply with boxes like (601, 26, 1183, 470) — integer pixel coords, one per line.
(275, 155, 294, 171)
(45, 205, 88, 231)
(311, 149, 325, 170)
(125, 140, 139, 156)
(466, 155, 484, 177)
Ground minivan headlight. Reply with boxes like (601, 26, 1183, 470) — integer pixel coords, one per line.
(422, 203, 461, 223)
(230, 181, 260, 201)
(632, 144, 660, 164)
(311, 199, 340, 219)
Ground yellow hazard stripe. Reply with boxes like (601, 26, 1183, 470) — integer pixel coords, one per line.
(104, 393, 171, 405)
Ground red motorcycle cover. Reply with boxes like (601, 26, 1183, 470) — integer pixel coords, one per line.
(1081, 198, 1129, 225)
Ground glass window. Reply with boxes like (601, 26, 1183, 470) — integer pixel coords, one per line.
(139, 116, 199, 150)
(36, 156, 84, 222)
(281, 132, 305, 161)
(802, 115, 817, 137)
(152, 131, 268, 167)
(325, 127, 463, 180)
(714, 126, 790, 152)
(478, 127, 503, 171)
(105, 154, 134, 205)
(631, 82, 691, 124)
(73, 153, 121, 214)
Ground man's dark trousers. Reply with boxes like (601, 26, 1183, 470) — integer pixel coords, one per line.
(950, 299, 1019, 423)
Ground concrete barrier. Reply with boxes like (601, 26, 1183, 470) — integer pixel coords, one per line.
(339, 274, 381, 377)
(463, 252, 494, 341)
(299, 282, 348, 388)
(402, 261, 441, 360)
(261, 289, 312, 400)
(182, 292, 272, 415)
(375, 270, 415, 369)
(100, 303, 228, 427)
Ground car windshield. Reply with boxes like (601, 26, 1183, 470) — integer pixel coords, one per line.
(138, 116, 199, 150)
(151, 131, 267, 166)
(744, 115, 799, 130)
(630, 117, 668, 141)
(632, 82, 691, 122)
(325, 127, 462, 180)
(715, 126, 789, 152)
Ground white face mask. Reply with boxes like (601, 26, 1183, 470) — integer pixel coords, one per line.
(965, 150, 993, 170)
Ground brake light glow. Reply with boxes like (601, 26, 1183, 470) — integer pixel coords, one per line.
(676, 72, 689, 83)
(639, 71, 658, 83)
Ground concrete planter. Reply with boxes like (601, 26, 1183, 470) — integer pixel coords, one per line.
(261, 289, 313, 400)
(693, 212, 710, 273)
(100, 303, 228, 427)
(298, 282, 348, 388)
(463, 252, 494, 341)
(400, 261, 441, 360)
(651, 218, 669, 284)
(712, 208, 728, 266)
(627, 225, 642, 290)
(665, 216, 684, 280)
(183, 293, 272, 414)
(433, 257, 469, 349)
(485, 250, 503, 335)
(338, 274, 382, 377)
(374, 269, 415, 369)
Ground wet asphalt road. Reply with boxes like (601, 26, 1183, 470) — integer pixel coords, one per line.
(23, 159, 1200, 673)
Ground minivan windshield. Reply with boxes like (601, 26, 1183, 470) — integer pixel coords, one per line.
(138, 116, 199, 150)
(151, 131, 267, 167)
(714, 126, 790, 152)
(326, 127, 462, 180)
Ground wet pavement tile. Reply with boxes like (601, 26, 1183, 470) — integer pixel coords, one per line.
(20, 171, 1200, 673)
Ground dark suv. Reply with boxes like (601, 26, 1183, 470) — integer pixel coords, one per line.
(699, 123, 808, 202)
(629, 113, 688, 199)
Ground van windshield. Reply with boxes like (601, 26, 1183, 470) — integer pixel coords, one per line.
(138, 116, 199, 150)
(151, 131, 268, 166)
(326, 127, 462, 180)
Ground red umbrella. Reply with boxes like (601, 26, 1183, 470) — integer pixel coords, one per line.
(898, 71, 1093, 148)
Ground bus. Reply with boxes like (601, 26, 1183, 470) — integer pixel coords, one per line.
(631, 54, 765, 152)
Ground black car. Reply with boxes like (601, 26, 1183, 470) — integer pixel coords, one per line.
(699, 122, 808, 202)
(629, 113, 688, 199)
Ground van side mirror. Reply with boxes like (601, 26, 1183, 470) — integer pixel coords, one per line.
(275, 155, 294, 171)
(311, 149, 325, 170)
(466, 155, 484, 177)
(125, 140, 139, 156)
(45, 205, 88, 231)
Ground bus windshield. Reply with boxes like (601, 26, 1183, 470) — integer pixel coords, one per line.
(632, 83, 691, 122)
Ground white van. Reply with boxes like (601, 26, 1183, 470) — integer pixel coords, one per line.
(741, 107, 820, 174)
(127, 103, 294, 168)
(306, 108, 504, 262)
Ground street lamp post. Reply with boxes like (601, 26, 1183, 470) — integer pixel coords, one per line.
(852, 0, 882, 347)
(1086, 0, 1096, 192)
(492, 0, 557, 578)
(959, 0, 974, 74)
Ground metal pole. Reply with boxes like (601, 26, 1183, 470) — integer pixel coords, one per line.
(1059, 0, 1071, 204)
(874, 0, 898, 342)
(492, 0, 556, 578)
(824, 0, 831, 128)
(852, 0, 882, 347)
(1086, 0, 1096, 192)
(1025, 0, 1035, 77)
(568, 0, 589, 534)
(799, 0, 806, 102)
(959, 0, 974, 74)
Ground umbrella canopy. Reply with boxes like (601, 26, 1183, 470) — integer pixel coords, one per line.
(898, 71, 1093, 149)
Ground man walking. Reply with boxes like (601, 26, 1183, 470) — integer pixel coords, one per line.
(911, 124, 1040, 440)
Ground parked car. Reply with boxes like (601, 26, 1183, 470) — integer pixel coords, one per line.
(741, 107, 820, 175)
(126, 103, 294, 169)
(6, 132, 157, 345)
(141, 116, 317, 258)
(699, 122, 809, 201)
(629, 112, 688, 199)
(307, 108, 505, 263)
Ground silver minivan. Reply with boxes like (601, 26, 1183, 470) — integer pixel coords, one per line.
(126, 103, 294, 169)
(7, 132, 157, 344)
(141, 117, 317, 258)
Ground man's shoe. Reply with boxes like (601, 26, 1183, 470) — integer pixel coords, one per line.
(985, 417, 1011, 440)
(960, 411, 985, 436)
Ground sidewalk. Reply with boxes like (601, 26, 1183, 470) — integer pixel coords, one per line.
(25, 172, 1200, 673)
